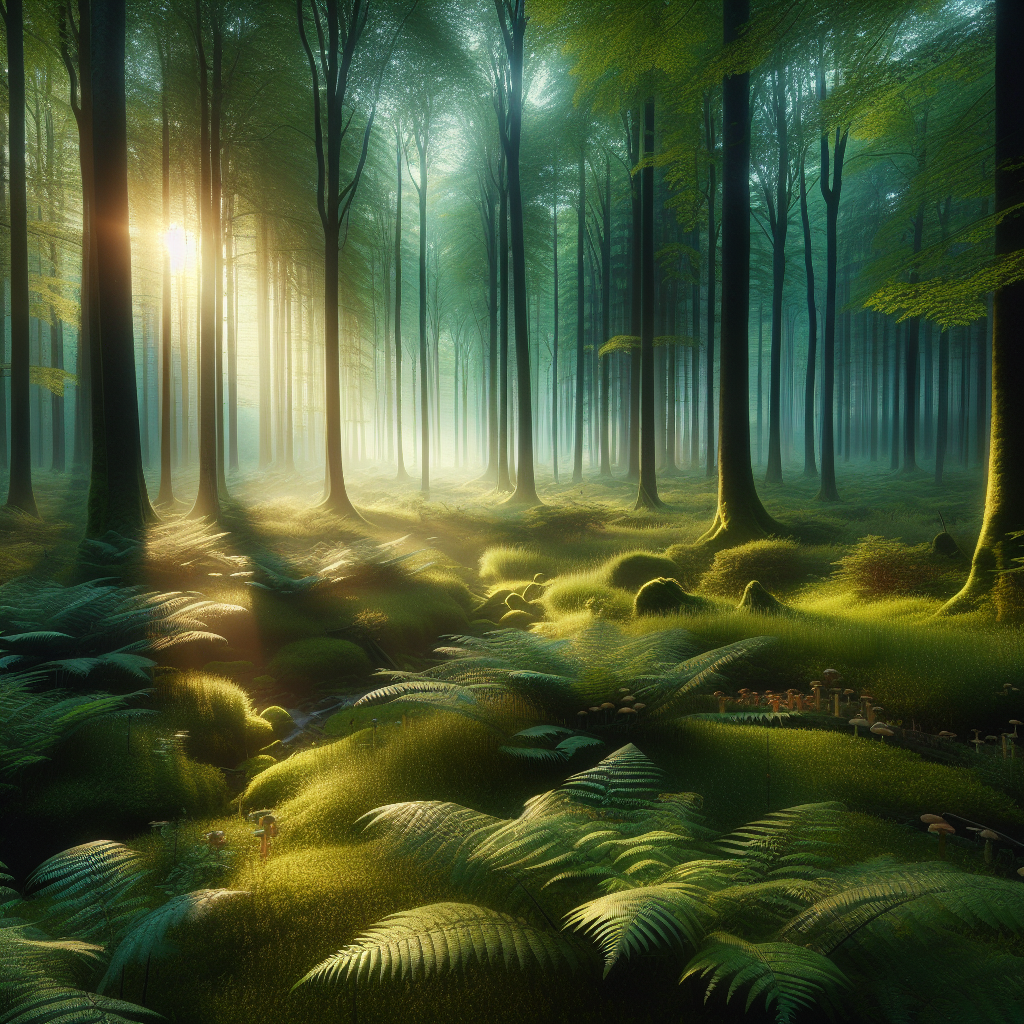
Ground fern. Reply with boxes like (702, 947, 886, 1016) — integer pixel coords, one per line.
(0, 987, 159, 1024)
(293, 903, 580, 988)
(27, 843, 150, 944)
(680, 931, 850, 1024)
(565, 881, 714, 976)
(98, 890, 250, 992)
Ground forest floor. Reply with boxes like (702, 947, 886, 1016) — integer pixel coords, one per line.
(2, 461, 1021, 1024)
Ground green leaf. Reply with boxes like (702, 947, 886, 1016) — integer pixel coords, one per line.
(292, 903, 581, 987)
(681, 932, 850, 1024)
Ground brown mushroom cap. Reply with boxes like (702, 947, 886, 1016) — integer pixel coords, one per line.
(979, 829, 1000, 841)
(873, 727, 895, 737)
(600, 702, 615, 710)
(920, 814, 948, 825)
(632, 703, 646, 710)
(928, 822, 955, 835)
(1017, 867, 1024, 878)
(620, 695, 636, 704)
(1009, 720, 1022, 726)
(938, 731, 956, 738)
(985, 735, 998, 742)
(849, 717, 869, 727)
(589, 707, 602, 713)
(577, 710, 589, 717)
(617, 706, 637, 715)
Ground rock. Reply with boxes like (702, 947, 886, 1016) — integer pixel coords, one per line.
(237, 754, 276, 781)
(258, 739, 285, 759)
(736, 580, 792, 616)
(533, 572, 550, 584)
(633, 578, 708, 616)
(499, 609, 537, 630)
(522, 582, 545, 601)
(930, 531, 962, 558)
(505, 592, 531, 612)
(259, 705, 294, 737)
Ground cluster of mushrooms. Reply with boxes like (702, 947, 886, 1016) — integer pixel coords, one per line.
(967, 722, 1021, 758)
(711, 667, 861, 716)
(576, 688, 646, 729)
(920, 813, 1024, 874)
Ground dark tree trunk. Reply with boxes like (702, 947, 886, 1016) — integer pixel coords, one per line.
(87, 0, 153, 535)
(572, 146, 585, 483)
(551, 177, 559, 483)
(496, 150, 512, 492)
(699, 0, 781, 545)
(0, 114, 6, 472)
(943, 0, 1024, 615)
(599, 153, 612, 476)
(890, 322, 902, 471)
(157, 53, 174, 505)
(226, 186, 237, 472)
(815, 71, 847, 503)
(627, 112, 641, 483)
(394, 130, 409, 480)
(416, 132, 429, 493)
(935, 326, 949, 485)
(690, 225, 700, 468)
(2, 0, 37, 515)
(635, 97, 661, 508)
(211, 24, 228, 496)
(799, 164, 817, 476)
(257, 214, 271, 466)
(704, 94, 717, 479)
(901, 201, 925, 474)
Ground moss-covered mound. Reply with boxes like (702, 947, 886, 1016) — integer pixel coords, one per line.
(268, 638, 372, 690)
(634, 577, 709, 617)
(700, 538, 837, 596)
(833, 536, 969, 599)
(604, 550, 681, 591)
(736, 580, 792, 616)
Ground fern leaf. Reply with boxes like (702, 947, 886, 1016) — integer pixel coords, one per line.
(680, 931, 850, 1024)
(98, 889, 249, 992)
(292, 903, 580, 988)
(565, 881, 713, 975)
(0, 987, 160, 1024)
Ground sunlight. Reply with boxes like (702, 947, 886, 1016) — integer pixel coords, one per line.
(163, 223, 187, 273)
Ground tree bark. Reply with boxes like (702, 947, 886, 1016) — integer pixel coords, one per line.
(635, 97, 661, 508)
(551, 173, 559, 483)
(157, 50, 174, 505)
(799, 162, 817, 476)
(703, 94, 717, 479)
(394, 128, 409, 480)
(87, 0, 153, 535)
(699, 0, 781, 546)
(942, 0, 1024, 617)
(2, 0, 37, 515)
(496, 148, 512, 492)
(572, 146, 585, 483)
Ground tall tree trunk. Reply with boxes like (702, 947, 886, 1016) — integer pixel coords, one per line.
(935, 326, 949, 485)
(157, 54, 174, 505)
(257, 214, 271, 467)
(635, 97, 661, 508)
(2, 0, 37, 515)
(599, 152, 612, 476)
(394, 129, 409, 480)
(551, 181, 559, 483)
(699, 0, 780, 545)
(942, 0, 1024, 616)
(190, 1, 219, 519)
(627, 112, 641, 483)
(496, 151, 512, 492)
(416, 134, 429, 493)
(572, 147, 585, 483)
(211, 23, 227, 496)
(226, 186, 238, 472)
(88, 0, 153, 534)
(0, 112, 7, 472)
(690, 225, 700, 468)
(901, 201, 925, 473)
(815, 71, 847, 502)
(799, 162, 817, 476)
(704, 95, 717, 479)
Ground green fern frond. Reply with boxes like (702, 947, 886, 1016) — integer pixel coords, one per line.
(783, 867, 1024, 954)
(97, 890, 249, 992)
(0, 987, 160, 1024)
(716, 803, 845, 876)
(292, 903, 581, 988)
(680, 931, 850, 1024)
(565, 881, 713, 976)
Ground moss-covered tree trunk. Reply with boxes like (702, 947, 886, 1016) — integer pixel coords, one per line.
(699, 0, 782, 547)
(941, 0, 1024, 619)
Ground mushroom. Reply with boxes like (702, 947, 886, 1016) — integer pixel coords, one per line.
(713, 691, 727, 713)
(577, 710, 589, 723)
(617, 706, 637, 730)
(928, 821, 955, 857)
(1017, 867, 1024, 878)
(632, 703, 646, 711)
(810, 682, 822, 711)
(920, 814, 948, 825)
(768, 692, 782, 714)
(600, 701, 616, 725)
(971, 733, 985, 754)
(979, 829, 1000, 864)
(937, 730, 956, 740)
(822, 668, 842, 684)
(867, 704, 883, 725)
(849, 716, 869, 738)
(620, 695, 636, 704)
(1010, 720, 1022, 738)
(871, 726, 895, 741)
(618, 687, 630, 693)
(829, 688, 842, 716)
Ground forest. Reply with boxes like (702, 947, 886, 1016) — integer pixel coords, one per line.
(1, 0, 1022, 1022)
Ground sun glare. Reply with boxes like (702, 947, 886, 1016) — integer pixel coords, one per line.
(163, 224, 187, 272)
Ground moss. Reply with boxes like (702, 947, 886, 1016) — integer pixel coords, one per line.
(25, 719, 228, 835)
(736, 580, 792, 616)
(479, 545, 558, 583)
(238, 754, 277, 781)
(634, 578, 709, 617)
(603, 550, 681, 591)
(258, 740, 286, 759)
(267, 638, 372, 689)
(543, 574, 634, 620)
(665, 542, 717, 589)
(699, 539, 838, 596)
(833, 536, 969, 600)
(155, 671, 270, 767)
(259, 706, 294, 738)
(250, 590, 329, 647)
(498, 609, 536, 630)
(362, 587, 470, 657)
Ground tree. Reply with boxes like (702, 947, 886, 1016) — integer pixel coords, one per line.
(1, 0, 37, 516)
(494, 0, 539, 505)
(392, 125, 409, 481)
(942, 0, 1024, 619)
(699, 0, 782, 547)
(87, 0, 154, 534)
